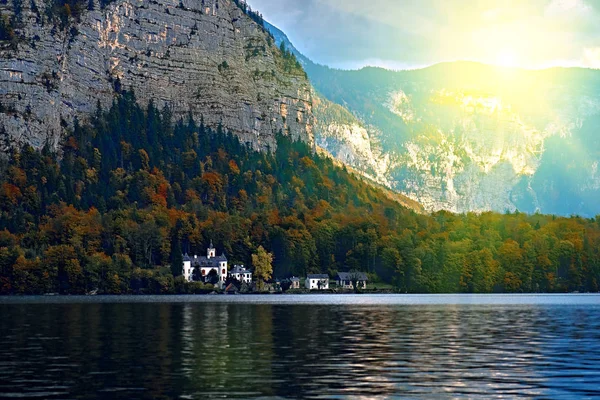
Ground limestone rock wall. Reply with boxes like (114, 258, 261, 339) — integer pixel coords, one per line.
(0, 0, 314, 152)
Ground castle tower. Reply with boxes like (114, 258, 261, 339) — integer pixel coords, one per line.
(218, 251, 228, 287)
(207, 240, 216, 258)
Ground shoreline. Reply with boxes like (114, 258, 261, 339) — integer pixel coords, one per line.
(1, 293, 600, 306)
(1, 289, 596, 297)
(2, 289, 595, 297)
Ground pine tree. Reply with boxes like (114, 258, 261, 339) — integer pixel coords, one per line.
(170, 236, 183, 277)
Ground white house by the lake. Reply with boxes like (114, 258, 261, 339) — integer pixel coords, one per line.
(228, 264, 252, 284)
(336, 272, 368, 290)
(183, 241, 227, 289)
(290, 276, 300, 289)
(305, 274, 329, 290)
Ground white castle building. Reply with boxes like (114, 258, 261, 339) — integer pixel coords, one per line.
(183, 241, 227, 289)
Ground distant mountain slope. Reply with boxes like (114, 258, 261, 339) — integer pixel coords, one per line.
(307, 63, 600, 216)
(266, 21, 390, 187)
(265, 22, 600, 217)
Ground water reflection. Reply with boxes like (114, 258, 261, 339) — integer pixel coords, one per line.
(1, 300, 599, 398)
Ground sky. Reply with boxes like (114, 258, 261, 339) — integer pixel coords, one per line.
(246, 0, 600, 70)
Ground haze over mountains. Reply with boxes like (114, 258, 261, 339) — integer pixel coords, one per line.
(266, 22, 600, 217)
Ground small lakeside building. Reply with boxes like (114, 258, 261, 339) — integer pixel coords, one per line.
(336, 272, 368, 290)
(305, 274, 329, 290)
(290, 277, 300, 289)
(228, 264, 253, 284)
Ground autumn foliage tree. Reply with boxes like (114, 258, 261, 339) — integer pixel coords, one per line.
(252, 245, 273, 291)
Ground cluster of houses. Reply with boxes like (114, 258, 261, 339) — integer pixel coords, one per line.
(182, 243, 369, 292)
(306, 272, 369, 290)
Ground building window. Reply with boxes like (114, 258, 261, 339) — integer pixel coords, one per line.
(202, 270, 206, 276)
(222, 269, 226, 274)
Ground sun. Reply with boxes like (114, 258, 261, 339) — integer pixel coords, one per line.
(495, 49, 519, 68)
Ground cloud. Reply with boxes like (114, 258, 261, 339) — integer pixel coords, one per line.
(247, 0, 600, 70)
(545, 0, 591, 15)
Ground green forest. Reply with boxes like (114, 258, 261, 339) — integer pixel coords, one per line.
(0, 91, 599, 294)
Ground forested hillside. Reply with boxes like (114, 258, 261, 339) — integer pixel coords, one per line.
(0, 92, 599, 294)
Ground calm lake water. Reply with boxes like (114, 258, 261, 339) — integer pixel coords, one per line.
(1, 294, 599, 399)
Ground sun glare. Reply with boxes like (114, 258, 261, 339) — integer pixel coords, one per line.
(495, 50, 518, 68)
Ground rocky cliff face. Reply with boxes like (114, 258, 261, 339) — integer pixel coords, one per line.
(312, 93, 390, 186)
(0, 0, 313, 152)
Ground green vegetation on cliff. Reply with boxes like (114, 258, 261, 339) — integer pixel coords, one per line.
(0, 92, 599, 294)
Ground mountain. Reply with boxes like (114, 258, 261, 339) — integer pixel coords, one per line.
(265, 23, 600, 217)
(1, 3, 599, 295)
(0, 0, 313, 152)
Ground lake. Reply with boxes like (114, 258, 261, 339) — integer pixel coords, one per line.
(1, 294, 599, 399)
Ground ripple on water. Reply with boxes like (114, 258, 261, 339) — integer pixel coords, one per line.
(0, 295, 599, 398)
